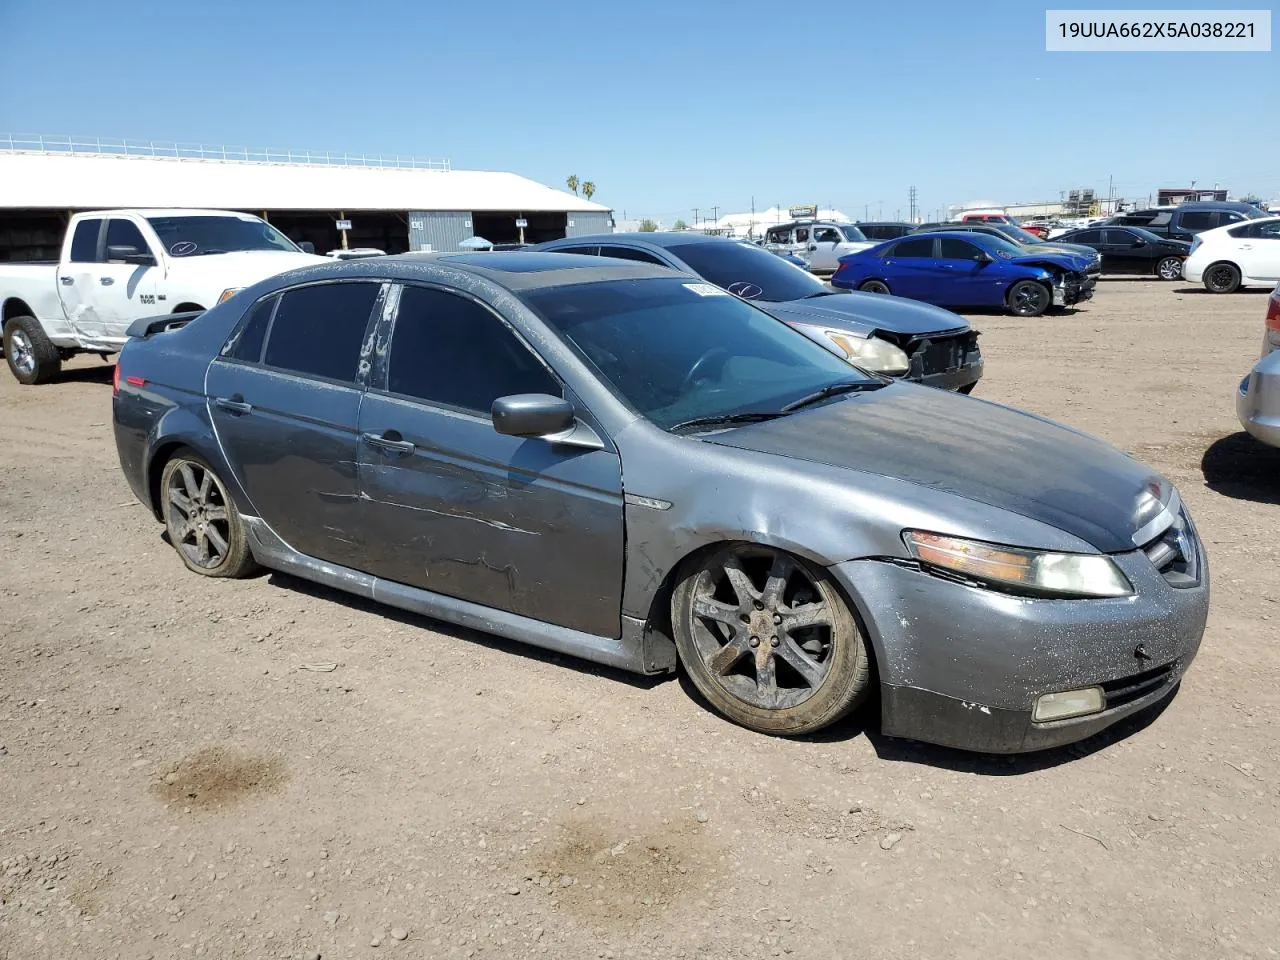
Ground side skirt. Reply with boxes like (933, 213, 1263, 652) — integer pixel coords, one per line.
(242, 517, 671, 675)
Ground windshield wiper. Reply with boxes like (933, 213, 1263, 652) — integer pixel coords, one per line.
(801, 290, 840, 299)
(781, 380, 882, 413)
(669, 411, 788, 434)
(191, 249, 229, 256)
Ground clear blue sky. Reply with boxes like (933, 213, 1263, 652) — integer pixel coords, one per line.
(1, 0, 1275, 222)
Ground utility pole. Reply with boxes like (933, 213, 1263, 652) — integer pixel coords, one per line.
(908, 185, 917, 223)
(710, 205, 719, 224)
(693, 208, 699, 227)
(864, 203, 869, 220)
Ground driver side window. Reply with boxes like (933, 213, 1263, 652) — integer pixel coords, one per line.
(814, 227, 842, 244)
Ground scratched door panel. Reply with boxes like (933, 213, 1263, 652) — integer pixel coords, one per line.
(207, 361, 364, 567)
(356, 392, 625, 638)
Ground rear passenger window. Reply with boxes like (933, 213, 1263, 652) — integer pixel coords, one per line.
(222, 295, 277, 362)
(598, 245, 666, 265)
(1074, 230, 1103, 243)
(69, 220, 101, 263)
(263, 282, 379, 382)
(889, 238, 934, 258)
(387, 285, 559, 414)
(1178, 212, 1215, 231)
(547, 245, 598, 256)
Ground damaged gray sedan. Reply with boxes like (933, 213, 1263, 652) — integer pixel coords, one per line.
(112, 253, 1208, 753)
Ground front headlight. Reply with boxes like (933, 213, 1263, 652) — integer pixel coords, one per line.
(821, 330, 909, 375)
(217, 287, 244, 304)
(902, 530, 1133, 598)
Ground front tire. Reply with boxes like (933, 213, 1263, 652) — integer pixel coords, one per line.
(859, 279, 891, 295)
(1156, 256, 1183, 281)
(1007, 280, 1051, 317)
(160, 452, 258, 578)
(3, 316, 62, 385)
(1203, 262, 1241, 294)
(672, 543, 870, 736)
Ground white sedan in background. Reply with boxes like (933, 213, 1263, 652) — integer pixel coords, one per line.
(1183, 216, 1280, 293)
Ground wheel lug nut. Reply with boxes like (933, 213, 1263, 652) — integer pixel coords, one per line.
(770, 636, 779, 647)
(749, 636, 760, 648)
(772, 613, 782, 624)
(740, 614, 751, 623)
(754, 601, 763, 610)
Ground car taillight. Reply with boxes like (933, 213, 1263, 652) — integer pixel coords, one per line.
(112, 363, 121, 397)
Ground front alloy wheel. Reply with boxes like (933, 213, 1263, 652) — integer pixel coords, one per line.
(1156, 256, 1183, 281)
(1007, 280, 1051, 317)
(672, 544, 870, 735)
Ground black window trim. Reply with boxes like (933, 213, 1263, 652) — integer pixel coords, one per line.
(596, 244, 674, 268)
(370, 280, 566, 422)
(68, 217, 107, 264)
(218, 292, 280, 365)
(221, 278, 388, 389)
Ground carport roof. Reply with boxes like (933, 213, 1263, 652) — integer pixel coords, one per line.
(0, 151, 612, 214)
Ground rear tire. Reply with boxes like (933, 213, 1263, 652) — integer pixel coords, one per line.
(3, 315, 62, 385)
(1007, 280, 1051, 317)
(1203, 262, 1241, 294)
(859, 279, 891, 295)
(672, 543, 870, 736)
(1156, 256, 1183, 281)
(159, 452, 258, 579)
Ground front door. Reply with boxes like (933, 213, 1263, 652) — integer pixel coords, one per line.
(936, 237, 995, 303)
(206, 280, 384, 568)
(881, 236, 937, 300)
(92, 217, 159, 341)
(809, 225, 844, 272)
(356, 283, 625, 638)
(1101, 229, 1145, 273)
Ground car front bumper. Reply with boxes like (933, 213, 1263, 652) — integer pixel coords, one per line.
(1056, 274, 1096, 307)
(831, 541, 1209, 753)
(1237, 349, 1280, 448)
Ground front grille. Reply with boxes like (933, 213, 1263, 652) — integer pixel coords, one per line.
(1139, 507, 1200, 587)
(874, 327, 979, 379)
(1100, 662, 1177, 710)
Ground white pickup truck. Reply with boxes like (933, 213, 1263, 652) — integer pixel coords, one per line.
(1, 209, 325, 384)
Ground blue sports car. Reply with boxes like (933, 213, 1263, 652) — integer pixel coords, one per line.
(831, 232, 1097, 317)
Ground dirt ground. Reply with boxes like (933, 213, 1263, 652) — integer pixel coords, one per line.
(2, 279, 1278, 960)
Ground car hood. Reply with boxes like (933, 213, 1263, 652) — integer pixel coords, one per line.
(1009, 250, 1091, 272)
(761, 292, 969, 337)
(1031, 241, 1098, 259)
(703, 384, 1171, 553)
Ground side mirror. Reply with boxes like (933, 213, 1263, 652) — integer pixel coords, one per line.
(106, 244, 155, 266)
(975, 251, 994, 264)
(1132, 239, 1146, 247)
(492, 393, 575, 438)
(298, 241, 316, 254)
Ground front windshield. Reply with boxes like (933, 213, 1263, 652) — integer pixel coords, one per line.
(523, 278, 876, 431)
(840, 224, 868, 242)
(668, 240, 828, 302)
(979, 235, 1028, 259)
(145, 215, 300, 257)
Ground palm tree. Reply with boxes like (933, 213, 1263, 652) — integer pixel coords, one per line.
(566, 175, 579, 195)
(582, 181, 596, 201)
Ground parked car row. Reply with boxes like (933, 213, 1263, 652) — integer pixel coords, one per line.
(110, 250, 1208, 752)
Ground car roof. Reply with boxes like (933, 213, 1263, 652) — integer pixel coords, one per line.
(254, 252, 680, 297)
(79, 208, 262, 218)
(540, 232, 744, 251)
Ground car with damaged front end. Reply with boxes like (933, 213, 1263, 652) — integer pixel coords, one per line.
(112, 253, 1207, 753)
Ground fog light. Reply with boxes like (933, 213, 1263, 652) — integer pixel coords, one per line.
(1033, 687, 1104, 723)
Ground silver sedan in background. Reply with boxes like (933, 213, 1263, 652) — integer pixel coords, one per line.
(1237, 284, 1280, 447)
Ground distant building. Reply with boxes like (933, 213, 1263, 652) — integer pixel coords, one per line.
(0, 135, 613, 261)
(1157, 187, 1229, 205)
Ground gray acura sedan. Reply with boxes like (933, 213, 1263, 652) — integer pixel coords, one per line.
(112, 253, 1208, 752)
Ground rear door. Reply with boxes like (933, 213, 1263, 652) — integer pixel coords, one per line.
(205, 279, 384, 568)
(880, 236, 937, 299)
(1069, 229, 1106, 269)
(1235, 219, 1280, 281)
(54, 218, 104, 339)
(356, 282, 625, 638)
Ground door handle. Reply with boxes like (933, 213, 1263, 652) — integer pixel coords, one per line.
(60, 276, 74, 285)
(361, 431, 416, 455)
(1240, 244, 1253, 250)
(214, 396, 253, 415)
(99, 277, 114, 286)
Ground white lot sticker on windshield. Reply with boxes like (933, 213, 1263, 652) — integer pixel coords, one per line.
(683, 282, 728, 297)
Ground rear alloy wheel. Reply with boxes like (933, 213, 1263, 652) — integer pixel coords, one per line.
(1007, 280, 1051, 317)
(672, 544, 870, 736)
(1203, 262, 1241, 294)
(3, 315, 62, 385)
(1156, 256, 1183, 281)
(859, 279, 891, 295)
(160, 453, 258, 578)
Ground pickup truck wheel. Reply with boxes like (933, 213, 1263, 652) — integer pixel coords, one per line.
(3, 316, 62, 385)
(1007, 280, 1051, 317)
(160, 452, 258, 579)
(672, 543, 870, 736)
(1203, 262, 1241, 294)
